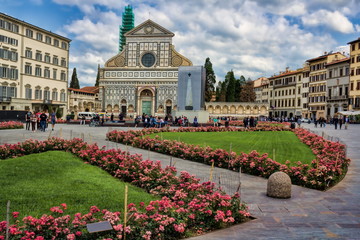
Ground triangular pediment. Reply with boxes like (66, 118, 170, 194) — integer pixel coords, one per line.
(125, 19, 174, 38)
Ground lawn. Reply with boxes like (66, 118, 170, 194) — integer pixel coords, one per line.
(148, 131, 316, 165)
(0, 151, 158, 220)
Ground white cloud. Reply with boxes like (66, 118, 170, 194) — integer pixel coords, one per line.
(54, 0, 356, 86)
(302, 10, 355, 33)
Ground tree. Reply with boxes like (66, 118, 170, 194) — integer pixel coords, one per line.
(240, 80, 256, 102)
(234, 79, 241, 102)
(95, 64, 100, 87)
(225, 70, 236, 102)
(69, 67, 80, 89)
(219, 81, 227, 102)
(204, 58, 216, 102)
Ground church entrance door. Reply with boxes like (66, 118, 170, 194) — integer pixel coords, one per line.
(142, 101, 151, 116)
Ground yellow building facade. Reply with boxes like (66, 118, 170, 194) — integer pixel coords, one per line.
(348, 38, 360, 110)
(307, 52, 346, 119)
(0, 13, 70, 115)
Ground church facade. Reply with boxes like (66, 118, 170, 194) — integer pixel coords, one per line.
(99, 19, 192, 117)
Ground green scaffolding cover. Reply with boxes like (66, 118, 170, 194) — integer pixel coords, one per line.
(119, 5, 134, 52)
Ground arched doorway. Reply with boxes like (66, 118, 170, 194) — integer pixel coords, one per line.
(139, 89, 154, 116)
(166, 100, 172, 115)
(121, 99, 127, 116)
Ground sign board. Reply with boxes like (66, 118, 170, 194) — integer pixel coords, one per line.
(86, 221, 113, 233)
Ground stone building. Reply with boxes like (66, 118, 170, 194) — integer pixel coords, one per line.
(268, 68, 303, 119)
(99, 19, 192, 117)
(348, 38, 360, 110)
(307, 52, 346, 119)
(0, 13, 70, 114)
(205, 102, 268, 118)
(325, 57, 350, 117)
(253, 77, 269, 104)
(67, 87, 101, 117)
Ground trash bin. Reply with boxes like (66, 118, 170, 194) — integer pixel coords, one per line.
(290, 122, 296, 129)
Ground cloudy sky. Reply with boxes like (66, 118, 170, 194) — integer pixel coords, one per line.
(2, 0, 360, 86)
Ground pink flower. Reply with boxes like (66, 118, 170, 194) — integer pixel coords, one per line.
(66, 233, 75, 240)
(12, 212, 19, 218)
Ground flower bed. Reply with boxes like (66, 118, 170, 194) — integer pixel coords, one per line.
(107, 127, 350, 190)
(228, 121, 290, 127)
(0, 138, 249, 239)
(0, 121, 23, 130)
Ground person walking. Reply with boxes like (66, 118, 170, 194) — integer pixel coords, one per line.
(339, 117, 343, 130)
(30, 112, 37, 132)
(80, 115, 86, 125)
(110, 113, 114, 122)
(50, 111, 56, 131)
(25, 111, 31, 130)
(344, 116, 349, 130)
(334, 117, 339, 130)
(39, 111, 47, 132)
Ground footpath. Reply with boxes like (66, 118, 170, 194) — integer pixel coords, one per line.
(0, 123, 359, 240)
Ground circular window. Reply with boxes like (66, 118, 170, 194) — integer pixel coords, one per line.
(141, 53, 156, 67)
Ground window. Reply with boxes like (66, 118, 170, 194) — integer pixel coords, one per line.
(35, 52, 42, 61)
(44, 54, 50, 63)
(53, 56, 58, 65)
(25, 87, 32, 99)
(44, 68, 50, 78)
(61, 42, 67, 50)
(339, 87, 343, 96)
(53, 69, 57, 79)
(25, 49, 32, 59)
(9, 86, 16, 97)
(26, 29, 33, 38)
(10, 68, 18, 80)
(60, 71, 66, 81)
(0, 20, 19, 33)
(52, 90, 58, 101)
(340, 68, 343, 76)
(54, 39, 59, 47)
(35, 66, 41, 77)
(35, 89, 42, 99)
(45, 36, 51, 44)
(61, 58, 66, 67)
(10, 51, 17, 61)
(44, 89, 50, 100)
(36, 33, 43, 41)
(25, 65, 32, 75)
(0, 66, 9, 78)
(60, 91, 66, 102)
(141, 53, 156, 67)
(0, 35, 18, 46)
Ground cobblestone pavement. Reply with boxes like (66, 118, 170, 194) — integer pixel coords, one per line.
(0, 123, 359, 239)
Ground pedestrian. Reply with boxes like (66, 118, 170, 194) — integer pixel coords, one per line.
(344, 116, 349, 130)
(334, 117, 338, 130)
(193, 116, 198, 127)
(110, 113, 114, 122)
(50, 111, 56, 131)
(80, 115, 86, 125)
(30, 112, 37, 132)
(339, 117, 343, 130)
(39, 111, 47, 132)
(297, 118, 301, 128)
(25, 111, 31, 130)
(314, 119, 318, 128)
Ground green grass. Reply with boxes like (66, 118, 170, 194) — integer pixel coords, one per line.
(0, 151, 158, 220)
(148, 131, 316, 165)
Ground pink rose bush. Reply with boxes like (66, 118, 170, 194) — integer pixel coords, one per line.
(0, 121, 23, 130)
(0, 137, 250, 239)
(107, 127, 350, 190)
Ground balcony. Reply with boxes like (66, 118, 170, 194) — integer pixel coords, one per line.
(0, 97, 11, 103)
(43, 99, 53, 104)
(327, 95, 348, 101)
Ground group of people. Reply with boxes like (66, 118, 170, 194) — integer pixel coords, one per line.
(138, 114, 169, 128)
(25, 110, 56, 132)
(313, 116, 350, 130)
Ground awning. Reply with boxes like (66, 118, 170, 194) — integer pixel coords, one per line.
(337, 111, 360, 116)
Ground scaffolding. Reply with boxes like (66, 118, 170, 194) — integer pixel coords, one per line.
(119, 5, 134, 52)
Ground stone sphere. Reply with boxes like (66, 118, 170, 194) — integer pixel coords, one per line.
(267, 171, 291, 198)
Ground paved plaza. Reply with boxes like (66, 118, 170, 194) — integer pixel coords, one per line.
(0, 123, 359, 239)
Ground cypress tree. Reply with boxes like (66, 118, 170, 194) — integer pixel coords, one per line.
(95, 64, 100, 87)
(204, 57, 216, 102)
(225, 70, 236, 102)
(70, 67, 80, 89)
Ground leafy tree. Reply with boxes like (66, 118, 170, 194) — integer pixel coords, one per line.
(95, 64, 100, 87)
(225, 70, 236, 102)
(240, 80, 256, 102)
(234, 79, 241, 102)
(69, 68, 80, 89)
(204, 58, 216, 102)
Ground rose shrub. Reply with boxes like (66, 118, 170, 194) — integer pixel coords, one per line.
(0, 138, 250, 239)
(107, 127, 350, 190)
(0, 121, 23, 130)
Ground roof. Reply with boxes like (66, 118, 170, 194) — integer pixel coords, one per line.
(306, 52, 342, 63)
(68, 87, 99, 94)
(326, 57, 350, 66)
(347, 37, 360, 45)
(124, 19, 174, 38)
(268, 69, 302, 80)
(0, 12, 71, 42)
